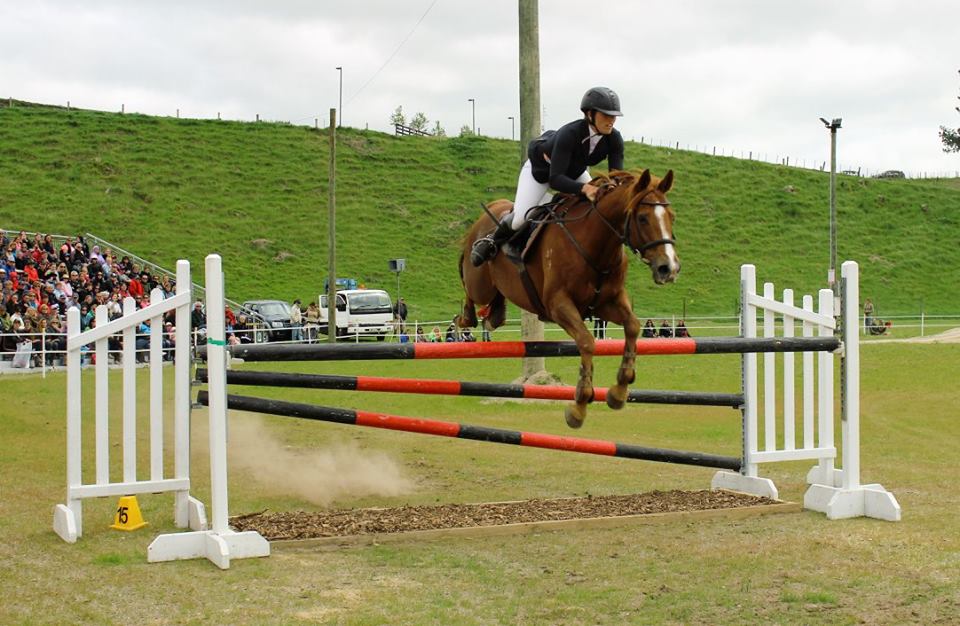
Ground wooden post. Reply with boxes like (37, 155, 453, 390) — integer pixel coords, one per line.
(327, 108, 337, 342)
(518, 0, 546, 381)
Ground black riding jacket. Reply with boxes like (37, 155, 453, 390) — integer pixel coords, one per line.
(527, 118, 625, 194)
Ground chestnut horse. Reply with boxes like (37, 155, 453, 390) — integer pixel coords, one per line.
(455, 169, 680, 428)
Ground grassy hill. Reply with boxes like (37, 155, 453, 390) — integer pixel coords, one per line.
(1, 100, 958, 321)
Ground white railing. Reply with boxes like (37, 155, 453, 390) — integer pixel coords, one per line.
(711, 261, 900, 521)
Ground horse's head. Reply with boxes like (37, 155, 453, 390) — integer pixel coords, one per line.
(599, 169, 680, 284)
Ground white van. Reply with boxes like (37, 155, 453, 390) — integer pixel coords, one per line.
(318, 289, 394, 340)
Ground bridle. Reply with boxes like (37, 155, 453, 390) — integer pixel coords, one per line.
(546, 179, 676, 313)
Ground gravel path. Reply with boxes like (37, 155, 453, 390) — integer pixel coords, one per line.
(231, 490, 779, 541)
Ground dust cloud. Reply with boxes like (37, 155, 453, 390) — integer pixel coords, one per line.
(224, 413, 417, 507)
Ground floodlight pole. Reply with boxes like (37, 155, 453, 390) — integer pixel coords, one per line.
(820, 117, 842, 296)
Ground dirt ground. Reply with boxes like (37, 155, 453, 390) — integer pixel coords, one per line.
(230, 490, 778, 540)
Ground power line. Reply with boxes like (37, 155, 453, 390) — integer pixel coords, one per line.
(345, 0, 438, 105)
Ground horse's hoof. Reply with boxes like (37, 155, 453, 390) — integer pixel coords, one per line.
(606, 389, 626, 410)
(565, 405, 585, 429)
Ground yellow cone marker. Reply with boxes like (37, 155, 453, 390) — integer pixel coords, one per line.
(110, 495, 148, 531)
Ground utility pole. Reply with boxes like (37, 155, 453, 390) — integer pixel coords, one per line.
(468, 98, 476, 134)
(820, 117, 842, 296)
(508, 116, 515, 140)
(519, 0, 545, 380)
(335, 67, 343, 127)
(328, 108, 337, 341)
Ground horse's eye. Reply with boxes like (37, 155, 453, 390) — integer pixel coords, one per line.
(638, 215, 649, 225)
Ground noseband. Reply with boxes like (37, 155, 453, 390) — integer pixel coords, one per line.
(593, 184, 675, 256)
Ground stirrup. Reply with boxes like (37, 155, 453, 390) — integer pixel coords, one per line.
(470, 236, 497, 266)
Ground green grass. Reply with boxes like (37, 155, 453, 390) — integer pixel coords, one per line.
(1, 100, 958, 324)
(1, 343, 958, 624)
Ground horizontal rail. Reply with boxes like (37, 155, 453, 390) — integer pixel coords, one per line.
(197, 391, 743, 472)
(207, 336, 841, 362)
(197, 369, 743, 408)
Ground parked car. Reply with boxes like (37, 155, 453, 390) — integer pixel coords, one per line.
(874, 170, 905, 179)
(240, 299, 293, 342)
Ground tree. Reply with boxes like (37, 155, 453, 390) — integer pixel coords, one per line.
(409, 112, 429, 133)
(390, 106, 406, 127)
(432, 121, 446, 137)
(458, 124, 473, 137)
(940, 69, 960, 153)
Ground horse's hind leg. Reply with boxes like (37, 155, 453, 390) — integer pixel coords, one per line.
(596, 293, 641, 410)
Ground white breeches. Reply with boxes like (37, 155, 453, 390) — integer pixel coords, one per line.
(510, 160, 592, 230)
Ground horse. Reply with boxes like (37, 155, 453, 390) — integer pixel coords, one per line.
(455, 169, 680, 429)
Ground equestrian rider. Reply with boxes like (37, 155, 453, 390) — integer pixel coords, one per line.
(470, 86, 625, 266)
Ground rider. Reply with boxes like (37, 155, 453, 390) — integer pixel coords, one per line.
(470, 86, 625, 266)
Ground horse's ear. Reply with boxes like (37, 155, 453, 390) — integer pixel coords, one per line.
(658, 169, 674, 193)
(636, 169, 652, 192)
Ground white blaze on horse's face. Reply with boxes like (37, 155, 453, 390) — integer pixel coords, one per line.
(652, 205, 680, 283)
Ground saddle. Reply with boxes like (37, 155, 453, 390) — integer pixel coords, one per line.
(499, 198, 569, 322)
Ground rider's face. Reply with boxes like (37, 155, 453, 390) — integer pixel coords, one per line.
(592, 111, 617, 135)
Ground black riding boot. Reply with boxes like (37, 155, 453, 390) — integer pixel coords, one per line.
(470, 219, 515, 266)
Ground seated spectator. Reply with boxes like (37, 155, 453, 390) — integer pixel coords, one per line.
(659, 320, 673, 338)
(398, 329, 410, 343)
(461, 328, 476, 342)
(431, 326, 443, 342)
(233, 314, 254, 344)
(415, 326, 427, 343)
(674, 320, 690, 338)
(445, 324, 459, 342)
(642, 318, 657, 338)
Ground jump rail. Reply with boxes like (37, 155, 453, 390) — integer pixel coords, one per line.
(196, 369, 744, 408)
(196, 391, 743, 471)
(207, 336, 840, 362)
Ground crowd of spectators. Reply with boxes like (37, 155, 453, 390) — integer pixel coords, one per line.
(1, 230, 181, 365)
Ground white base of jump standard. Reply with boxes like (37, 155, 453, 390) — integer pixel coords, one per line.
(148, 529, 271, 570)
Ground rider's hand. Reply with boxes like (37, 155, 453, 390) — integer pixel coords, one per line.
(581, 183, 599, 202)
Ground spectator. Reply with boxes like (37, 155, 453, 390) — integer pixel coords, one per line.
(431, 326, 443, 342)
(674, 320, 690, 338)
(642, 319, 656, 338)
(290, 299, 303, 342)
(415, 326, 427, 343)
(445, 323, 459, 342)
(393, 297, 408, 332)
(191, 301, 206, 333)
(224, 306, 237, 330)
(461, 328, 476, 342)
(863, 298, 875, 330)
(304, 302, 320, 342)
(659, 320, 673, 338)
(398, 328, 410, 343)
(233, 314, 254, 344)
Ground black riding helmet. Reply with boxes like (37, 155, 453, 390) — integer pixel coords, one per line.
(580, 87, 622, 116)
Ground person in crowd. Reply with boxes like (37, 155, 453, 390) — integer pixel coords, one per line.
(191, 301, 206, 333)
(471, 86, 625, 265)
(659, 320, 673, 338)
(233, 314, 254, 344)
(863, 298, 875, 330)
(674, 320, 690, 338)
(393, 297, 408, 333)
(224, 305, 237, 331)
(461, 328, 476, 342)
(642, 318, 657, 338)
(304, 301, 320, 342)
(415, 326, 427, 343)
(431, 326, 443, 342)
(445, 323, 459, 342)
(289, 298, 303, 342)
(398, 328, 410, 343)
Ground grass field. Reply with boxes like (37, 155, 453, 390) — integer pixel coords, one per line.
(1, 340, 958, 624)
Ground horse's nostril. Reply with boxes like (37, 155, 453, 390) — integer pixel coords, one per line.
(657, 264, 670, 277)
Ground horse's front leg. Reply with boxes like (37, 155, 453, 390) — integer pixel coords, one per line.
(595, 291, 641, 410)
(550, 298, 596, 429)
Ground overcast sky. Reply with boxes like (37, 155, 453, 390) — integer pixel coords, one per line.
(3, 0, 958, 176)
